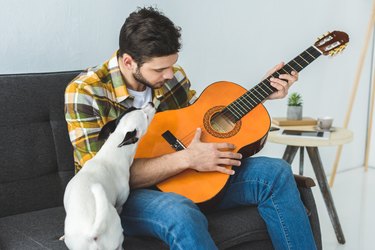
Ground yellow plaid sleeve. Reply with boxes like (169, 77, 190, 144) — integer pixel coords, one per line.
(65, 81, 106, 173)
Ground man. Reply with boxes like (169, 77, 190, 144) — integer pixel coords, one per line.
(65, 6, 317, 250)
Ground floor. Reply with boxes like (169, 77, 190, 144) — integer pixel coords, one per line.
(311, 167, 375, 250)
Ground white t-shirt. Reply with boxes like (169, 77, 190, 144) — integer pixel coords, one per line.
(127, 87, 152, 108)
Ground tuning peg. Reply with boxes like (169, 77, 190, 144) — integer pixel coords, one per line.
(329, 51, 336, 56)
(328, 45, 347, 56)
(339, 45, 347, 52)
(317, 31, 334, 42)
(328, 48, 339, 56)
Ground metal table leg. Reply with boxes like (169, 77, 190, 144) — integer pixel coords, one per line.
(283, 145, 304, 175)
(299, 147, 304, 175)
(282, 145, 299, 164)
(306, 147, 346, 244)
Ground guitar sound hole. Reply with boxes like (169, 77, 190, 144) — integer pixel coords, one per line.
(204, 106, 241, 138)
(210, 112, 236, 133)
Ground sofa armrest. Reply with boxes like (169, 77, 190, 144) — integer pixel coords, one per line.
(294, 174, 316, 188)
(294, 175, 322, 250)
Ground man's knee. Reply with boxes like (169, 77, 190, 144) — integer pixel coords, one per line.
(129, 191, 207, 228)
(270, 158, 293, 176)
(243, 157, 294, 185)
(150, 193, 210, 243)
(164, 193, 208, 226)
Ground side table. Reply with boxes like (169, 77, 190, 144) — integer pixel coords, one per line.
(268, 126, 353, 244)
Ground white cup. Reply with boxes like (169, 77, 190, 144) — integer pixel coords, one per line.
(317, 116, 334, 130)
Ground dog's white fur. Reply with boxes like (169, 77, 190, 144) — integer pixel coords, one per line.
(63, 103, 155, 250)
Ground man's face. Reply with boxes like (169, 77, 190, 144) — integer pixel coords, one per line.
(133, 54, 178, 89)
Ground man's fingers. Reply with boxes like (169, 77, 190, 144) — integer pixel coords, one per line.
(270, 77, 288, 92)
(269, 62, 284, 75)
(213, 166, 236, 175)
(279, 73, 298, 84)
(217, 158, 242, 167)
(270, 77, 288, 86)
(215, 142, 236, 150)
(192, 127, 202, 142)
(219, 151, 242, 160)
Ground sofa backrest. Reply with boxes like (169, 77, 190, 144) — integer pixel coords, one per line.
(0, 71, 81, 217)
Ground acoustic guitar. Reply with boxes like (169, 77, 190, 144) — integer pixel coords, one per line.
(135, 31, 349, 207)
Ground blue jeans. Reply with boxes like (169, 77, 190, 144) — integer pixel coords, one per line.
(120, 157, 317, 250)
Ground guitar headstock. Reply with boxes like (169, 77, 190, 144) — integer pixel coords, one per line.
(315, 31, 349, 56)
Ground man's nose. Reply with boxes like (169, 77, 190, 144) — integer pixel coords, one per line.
(163, 68, 174, 80)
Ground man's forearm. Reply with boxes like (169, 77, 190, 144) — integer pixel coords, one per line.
(129, 150, 189, 189)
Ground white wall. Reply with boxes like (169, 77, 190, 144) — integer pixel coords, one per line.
(1, 0, 373, 175)
(0, 0, 127, 73)
(369, 37, 375, 167)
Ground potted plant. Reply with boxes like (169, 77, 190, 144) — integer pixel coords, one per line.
(287, 92, 303, 120)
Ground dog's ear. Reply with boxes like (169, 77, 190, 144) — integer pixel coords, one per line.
(98, 119, 117, 141)
(118, 129, 138, 147)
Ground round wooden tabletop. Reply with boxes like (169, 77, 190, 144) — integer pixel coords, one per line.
(268, 126, 353, 147)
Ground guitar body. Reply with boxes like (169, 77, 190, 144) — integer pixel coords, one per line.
(135, 81, 271, 206)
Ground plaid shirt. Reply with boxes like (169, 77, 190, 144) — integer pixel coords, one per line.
(65, 51, 196, 172)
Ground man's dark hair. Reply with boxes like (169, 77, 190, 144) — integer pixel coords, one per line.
(119, 7, 182, 66)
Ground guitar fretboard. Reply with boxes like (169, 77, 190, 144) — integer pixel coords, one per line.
(223, 46, 322, 122)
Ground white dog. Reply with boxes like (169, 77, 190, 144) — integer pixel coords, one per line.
(63, 103, 155, 250)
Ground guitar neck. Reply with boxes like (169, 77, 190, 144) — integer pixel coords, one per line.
(224, 45, 323, 122)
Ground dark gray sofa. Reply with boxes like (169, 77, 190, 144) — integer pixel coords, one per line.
(0, 71, 322, 250)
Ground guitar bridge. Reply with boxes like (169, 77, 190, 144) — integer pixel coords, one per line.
(162, 130, 186, 151)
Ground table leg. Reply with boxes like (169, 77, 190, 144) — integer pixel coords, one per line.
(282, 145, 299, 164)
(306, 147, 346, 244)
(299, 147, 304, 175)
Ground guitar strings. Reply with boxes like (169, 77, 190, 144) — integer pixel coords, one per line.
(220, 46, 321, 123)
(177, 47, 322, 145)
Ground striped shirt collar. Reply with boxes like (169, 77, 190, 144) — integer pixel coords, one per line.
(107, 51, 131, 103)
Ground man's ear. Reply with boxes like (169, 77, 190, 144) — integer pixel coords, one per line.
(121, 53, 135, 70)
(98, 120, 117, 141)
(118, 129, 138, 147)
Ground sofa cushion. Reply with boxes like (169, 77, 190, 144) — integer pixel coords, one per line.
(0, 72, 80, 217)
(0, 207, 66, 249)
(0, 205, 270, 250)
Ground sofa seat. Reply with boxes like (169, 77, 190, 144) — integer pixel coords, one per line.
(0, 205, 274, 250)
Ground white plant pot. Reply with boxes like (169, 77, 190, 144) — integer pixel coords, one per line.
(287, 106, 303, 120)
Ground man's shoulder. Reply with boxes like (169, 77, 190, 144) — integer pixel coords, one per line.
(155, 64, 195, 111)
(66, 63, 111, 94)
(173, 65, 188, 80)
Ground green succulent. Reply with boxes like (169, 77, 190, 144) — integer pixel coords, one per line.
(287, 92, 303, 106)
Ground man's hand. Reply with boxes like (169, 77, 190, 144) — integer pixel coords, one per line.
(183, 128, 242, 175)
(265, 62, 299, 100)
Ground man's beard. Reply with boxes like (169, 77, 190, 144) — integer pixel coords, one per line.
(133, 68, 165, 89)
